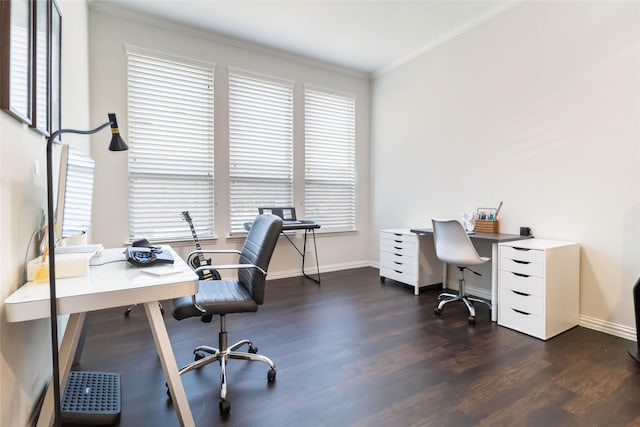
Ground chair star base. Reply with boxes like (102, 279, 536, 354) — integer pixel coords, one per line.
(176, 317, 276, 415)
(434, 265, 491, 325)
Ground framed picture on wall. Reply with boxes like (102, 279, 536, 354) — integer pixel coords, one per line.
(31, 0, 50, 135)
(50, 0, 61, 141)
(0, 0, 33, 124)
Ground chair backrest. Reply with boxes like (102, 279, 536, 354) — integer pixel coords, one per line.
(239, 214, 283, 304)
(431, 219, 487, 267)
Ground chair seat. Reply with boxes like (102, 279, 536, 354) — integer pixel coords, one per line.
(454, 256, 490, 268)
(172, 279, 258, 320)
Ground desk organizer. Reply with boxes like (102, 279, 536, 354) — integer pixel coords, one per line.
(61, 371, 121, 425)
(475, 220, 499, 233)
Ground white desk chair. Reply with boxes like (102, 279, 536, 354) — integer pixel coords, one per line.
(431, 219, 491, 324)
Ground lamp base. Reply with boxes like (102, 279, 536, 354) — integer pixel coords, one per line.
(61, 371, 121, 425)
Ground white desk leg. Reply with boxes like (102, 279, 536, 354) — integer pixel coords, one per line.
(36, 312, 86, 427)
(491, 243, 499, 322)
(143, 301, 195, 427)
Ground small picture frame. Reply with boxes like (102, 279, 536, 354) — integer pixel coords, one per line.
(477, 207, 497, 221)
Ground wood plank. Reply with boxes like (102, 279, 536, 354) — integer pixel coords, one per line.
(73, 268, 640, 426)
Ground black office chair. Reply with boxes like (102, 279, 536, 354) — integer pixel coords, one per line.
(432, 219, 491, 324)
(171, 214, 283, 416)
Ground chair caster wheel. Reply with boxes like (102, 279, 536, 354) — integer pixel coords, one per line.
(194, 351, 206, 361)
(248, 345, 258, 354)
(267, 368, 276, 383)
(468, 316, 476, 325)
(434, 308, 442, 315)
(219, 399, 231, 416)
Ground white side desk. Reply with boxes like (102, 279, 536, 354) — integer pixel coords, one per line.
(5, 246, 198, 427)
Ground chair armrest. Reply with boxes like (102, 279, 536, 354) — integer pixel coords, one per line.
(187, 249, 241, 265)
(191, 263, 267, 315)
(193, 263, 267, 276)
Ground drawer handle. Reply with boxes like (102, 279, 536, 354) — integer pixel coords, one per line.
(512, 308, 531, 316)
(394, 270, 402, 274)
(513, 259, 530, 265)
(394, 253, 403, 257)
(512, 247, 530, 251)
(394, 261, 403, 265)
(394, 246, 402, 250)
(512, 290, 530, 297)
(512, 272, 530, 278)
(393, 234, 402, 237)
(394, 240, 402, 243)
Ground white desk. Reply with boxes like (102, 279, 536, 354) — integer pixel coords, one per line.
(410, 228, 531, 322)
(5, 246, 198, 427)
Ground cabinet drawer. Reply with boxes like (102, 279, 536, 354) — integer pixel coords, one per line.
(380, 266, 417, 285)
(380, 232, 417, 246)
(380, 252, 416, 271)
(499, 306, 545, 339)
(499, 288, 543, 316)
(380, 241, 416, 258)
(500, 270, 545, 297)
(500, 245, 544, 263)
(380, 239, 416, 256)
(500, 257, 544, 278)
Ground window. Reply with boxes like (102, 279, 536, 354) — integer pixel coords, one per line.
(228, 68, 293, 234)
(127, 47, 214, 240)
(304, 87, 356, 231)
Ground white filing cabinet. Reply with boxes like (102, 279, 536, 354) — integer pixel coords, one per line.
(498, 239, 580, 340)
(379, 229, 439, 295)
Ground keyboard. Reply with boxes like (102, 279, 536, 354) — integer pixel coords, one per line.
(283, 219, 315, 225)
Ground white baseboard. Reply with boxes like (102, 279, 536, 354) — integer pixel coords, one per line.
(579, 314, 636, 342)
(267, 260, 372, 281)
(436, 285, 637, 342)
(271, 262, 638, 343)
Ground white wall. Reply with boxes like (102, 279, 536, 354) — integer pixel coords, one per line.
(0, 1, 93, 425)
(371, 1, 640, 337)
(87, 7, 372, 275)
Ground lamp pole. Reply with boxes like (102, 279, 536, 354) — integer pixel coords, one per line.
(45, 114, 127, 426)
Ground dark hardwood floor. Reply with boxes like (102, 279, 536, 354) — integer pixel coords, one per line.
(71, 267, 640, 427)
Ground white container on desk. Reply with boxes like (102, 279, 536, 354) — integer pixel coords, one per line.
(498, 239, 580, 340)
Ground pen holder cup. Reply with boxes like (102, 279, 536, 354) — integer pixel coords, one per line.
(475, 220, 499, 233)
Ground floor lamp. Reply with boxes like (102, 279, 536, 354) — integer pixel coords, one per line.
(45, 113, 127, 426)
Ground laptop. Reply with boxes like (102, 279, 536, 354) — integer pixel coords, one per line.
(258, 207, 312, 225)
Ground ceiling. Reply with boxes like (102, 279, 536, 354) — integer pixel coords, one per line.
(90, 0, 513, 75)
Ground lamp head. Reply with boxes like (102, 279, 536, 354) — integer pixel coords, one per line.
(108, 113, 128, 151)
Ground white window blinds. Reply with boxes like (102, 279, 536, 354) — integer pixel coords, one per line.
(304, 87, 356, 231)
(228, 69, 293, 234)
(127, 47, 214, 240)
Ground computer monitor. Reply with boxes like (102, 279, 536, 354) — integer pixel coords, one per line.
(258, 207, 297, 222)
(54, 145, 96, 242)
